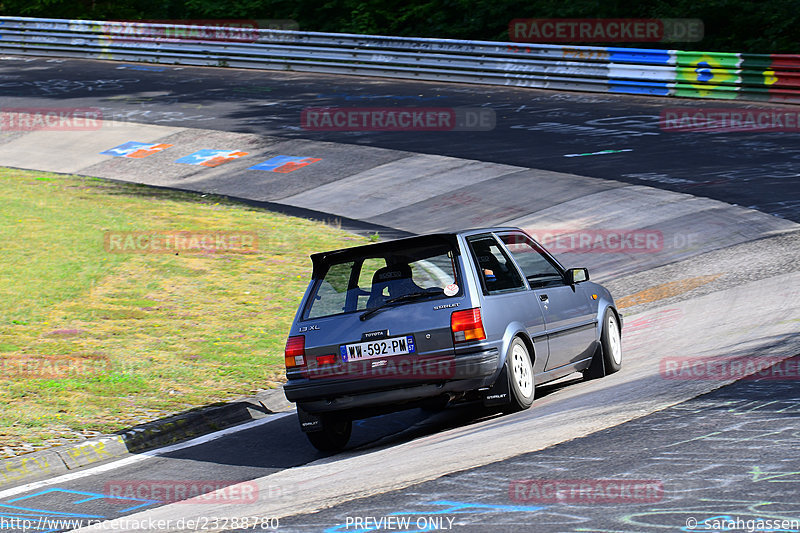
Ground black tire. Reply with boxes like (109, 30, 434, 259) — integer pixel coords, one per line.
(504, 337, 535, 412)
(306, 415, 352, 452)
(584, 308, 622, 380)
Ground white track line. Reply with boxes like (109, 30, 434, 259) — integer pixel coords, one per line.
(0, 412, 294, 500)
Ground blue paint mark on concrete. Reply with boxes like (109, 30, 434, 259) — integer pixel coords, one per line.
(396, 500, 546, 514)
(100, 141, 153, 157)
(0, 488, 161, 531)
(174, 149, 248, 167)
(176, 149, 225, 165)
(25, 488, 158, 513)
(101, 141, 173, 159)
(8, 487, 159, 510)
(249, 155, 321, 173)
(0, 503, 102, 517)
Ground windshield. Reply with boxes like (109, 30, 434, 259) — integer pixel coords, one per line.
(303, 243, 460, 320)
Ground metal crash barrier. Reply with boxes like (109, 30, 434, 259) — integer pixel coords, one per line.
(1, 16, 799, 103)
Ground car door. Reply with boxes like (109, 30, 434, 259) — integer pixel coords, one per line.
(465, 234, 550, 373)
(497, 231, 596, 371)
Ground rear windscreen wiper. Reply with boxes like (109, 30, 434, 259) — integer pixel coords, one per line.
(359, 292, 436, 321)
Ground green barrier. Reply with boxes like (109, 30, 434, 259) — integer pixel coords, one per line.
(674, 51, 741, 99)
(673, 83, 740, 100)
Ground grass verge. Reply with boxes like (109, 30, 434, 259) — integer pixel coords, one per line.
(0, 167, 367, 456)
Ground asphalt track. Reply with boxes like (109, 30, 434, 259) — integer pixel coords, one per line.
(0, 56, 798, 221)
(6, 364, 800, 533)
(274, 357, 800, 533)
(0, 55, 799, 533)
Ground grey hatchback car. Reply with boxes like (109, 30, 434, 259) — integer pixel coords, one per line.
(283, 227, 622, 451)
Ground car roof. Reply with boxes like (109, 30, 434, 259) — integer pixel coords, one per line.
(458, 226, 522, 237)
(309, 227, 524, 277)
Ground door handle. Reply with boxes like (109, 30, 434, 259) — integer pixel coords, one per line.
(539, 294, 549, 302)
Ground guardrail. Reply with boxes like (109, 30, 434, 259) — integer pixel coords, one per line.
(1, 16, 799, 103)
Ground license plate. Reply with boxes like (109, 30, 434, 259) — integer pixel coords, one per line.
(340, 335, 416, 362)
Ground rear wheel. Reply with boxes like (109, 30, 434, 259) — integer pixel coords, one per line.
(584, 309, 622, 380)
(504, 337, 535, 412)
(306, 415, 352, 452)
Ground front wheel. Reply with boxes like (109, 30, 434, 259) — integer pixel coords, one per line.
(305, 415, 352, 452)
(504, 337, 535, 412)
(584, 309, 622, 380)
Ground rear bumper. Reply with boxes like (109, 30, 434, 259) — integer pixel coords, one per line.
(284, 347, 499, 413)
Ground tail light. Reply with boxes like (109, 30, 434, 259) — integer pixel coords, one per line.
(451, 308, 486, 343)
(284, 336, 306, 368)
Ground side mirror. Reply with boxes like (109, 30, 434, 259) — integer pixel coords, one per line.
(566, 268, 589, 284)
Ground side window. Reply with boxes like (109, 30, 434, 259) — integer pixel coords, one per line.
(409, 252, 458, 291)
(498, 233, 563, 286)
(467, 235, 525, 294)
(307, 261, 354, 318)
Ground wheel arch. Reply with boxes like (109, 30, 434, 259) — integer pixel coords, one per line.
(586, 282, 621, 338)
(606, 305, 623, 334)
(596, 302, 622, 339)
(499, 321, 536, 369)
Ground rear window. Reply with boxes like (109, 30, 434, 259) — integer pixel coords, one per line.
(304, 243, 460, 319)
